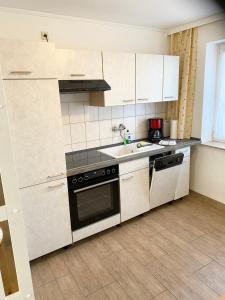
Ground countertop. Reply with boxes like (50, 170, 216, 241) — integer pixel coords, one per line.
(66, 138, 201, 176)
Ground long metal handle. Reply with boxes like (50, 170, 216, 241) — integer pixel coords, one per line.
(121, 175, 134, 181)
(70, 74, 86, 77)
(137, 98, 149, 101)
(47, 172, 64, 179)
(74, 178, 118, 193)
(10, 71, 32, 75)
(164, 96, 174, 99)
(0, 227, 3, 245)
(48, 182, 65, 189)
(122, 99, 135, 103)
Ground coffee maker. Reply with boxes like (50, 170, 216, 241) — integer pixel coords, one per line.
(148, 118, 163, 143)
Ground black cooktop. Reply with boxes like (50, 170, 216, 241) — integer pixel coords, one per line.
(65, 149, 114, 170)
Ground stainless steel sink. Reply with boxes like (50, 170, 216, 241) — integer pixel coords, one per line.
(98, 142, 164, 158)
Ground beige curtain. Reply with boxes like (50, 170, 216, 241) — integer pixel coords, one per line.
(167, 28, 198, 139)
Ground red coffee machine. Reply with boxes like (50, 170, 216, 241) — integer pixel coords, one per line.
(148, 118, 163, 143)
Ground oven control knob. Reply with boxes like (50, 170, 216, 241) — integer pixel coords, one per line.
(112, 168, 116, 174)
(107, 170, 111, 175)
(84, 175, 89, 181)
(78, 177, 83, 182)
(72, 178, 77, 184)
(102, 170, 105, 176)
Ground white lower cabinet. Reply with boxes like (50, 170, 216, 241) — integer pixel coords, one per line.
(20, 178, 72, 260)
(120, 167, 150, 222)
(174, 155, 190, 200)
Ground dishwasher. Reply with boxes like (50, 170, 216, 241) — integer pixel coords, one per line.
(149, 152, 184, 209)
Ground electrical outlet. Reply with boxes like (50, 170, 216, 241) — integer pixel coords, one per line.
(41, 32, 49, 42)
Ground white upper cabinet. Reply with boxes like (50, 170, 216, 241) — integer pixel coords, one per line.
(163, 55, 179, 101)
(102, 52, 135, 106)
(57, 49, 103, 80)
(0, 40, 57, 79)
(136, 54, 163, 103)
(3, 79, 66, 188)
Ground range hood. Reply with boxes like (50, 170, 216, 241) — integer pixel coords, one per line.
(59, 80, 111, 94)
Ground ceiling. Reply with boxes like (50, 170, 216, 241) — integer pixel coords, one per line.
(0, 0, 223, 29)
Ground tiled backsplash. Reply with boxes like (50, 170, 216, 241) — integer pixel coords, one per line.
(60, 93, 167, 153)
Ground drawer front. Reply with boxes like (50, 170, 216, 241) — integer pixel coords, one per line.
(119, 157, 149, 175)
(175, 147, 190, 157)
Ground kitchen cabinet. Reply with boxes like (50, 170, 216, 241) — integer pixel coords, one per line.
(163, 55, 179, 101)
(0, 40, 56, 79)
(20, 178, 72, 260)
(57, 49, 103, 80)
(136, 54, 163, 103)
(120, 158, 150, 222)
(174, 147, 190, 199)
(90, 52, 135, 106)
(3, 79, 66, 188)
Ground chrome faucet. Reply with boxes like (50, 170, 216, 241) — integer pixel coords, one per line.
(112, 123, 126, 142)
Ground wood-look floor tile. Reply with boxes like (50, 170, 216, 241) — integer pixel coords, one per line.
(103, 281, 131, 300)
(46, 251, 69, 279)
(153, 290, 177, 300)
(35, 281, 65, 300)
(87, 289, 110, 300)
(99, 228, 124, 252)
(196, 261, 225, 296)
(34, 258, 55, 285)
(57, 274, 85, 300)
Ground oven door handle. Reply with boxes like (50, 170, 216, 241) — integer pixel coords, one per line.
(73, 178, 119, 193)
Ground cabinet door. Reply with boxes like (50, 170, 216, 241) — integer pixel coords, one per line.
(0, 40, 56, 79)
(103, 52, 135, 106)
(3, 79, 66, 188)
(174, 156, 190, 200)
(120, 168, 150, 222)
(20, 178, 72, 260)
(57, 49, 103, 80)
(163, 55, 179, 101)
(136, 54, 163, 103)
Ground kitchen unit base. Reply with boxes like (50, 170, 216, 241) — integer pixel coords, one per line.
(72, 214, 120, 242)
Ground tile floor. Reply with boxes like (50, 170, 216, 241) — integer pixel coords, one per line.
(31, 192, 225, 299)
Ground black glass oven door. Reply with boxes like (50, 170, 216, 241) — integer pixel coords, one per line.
(70, 178, 120, 230)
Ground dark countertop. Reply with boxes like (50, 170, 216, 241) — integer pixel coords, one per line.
(66, 138, 201, 176)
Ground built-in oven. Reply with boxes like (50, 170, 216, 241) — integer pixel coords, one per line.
(67, 165, 120, 231)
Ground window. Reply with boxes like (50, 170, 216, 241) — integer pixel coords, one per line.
(213, 44, 225, 142)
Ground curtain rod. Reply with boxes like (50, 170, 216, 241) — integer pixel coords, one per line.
(167, 13, 225, 35)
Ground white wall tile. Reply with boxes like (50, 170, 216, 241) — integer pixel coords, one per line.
(87, 140, 100, 149)
(124, 117, 136, 133)
(136, 103, 146, 116)
(100, 138, 113, 146)
(124, 104, 135, 117)
(136, 116, 147, 133)
(146, 103, 156, 115)
(136, 132, 148, 139)
(112, 106, 124, 119)
(84, 105, 99, 121)
(64, 144, 72, 153)
(86, 121, 100, 141)
(63, 124, 71, 145)
(61, 103, 69, 125)
(99, 107, 112, 120)
(69, 102, 85, 123)
(99, 120, 113, 139)
(112, 136, 123, 144)
(71, 123, 86, 143)
(72, 142, 86, 151)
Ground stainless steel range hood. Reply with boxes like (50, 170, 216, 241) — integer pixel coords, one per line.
(59, 80, 111, 94)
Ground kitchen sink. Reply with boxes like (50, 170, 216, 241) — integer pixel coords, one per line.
(98, 142, 164, 158)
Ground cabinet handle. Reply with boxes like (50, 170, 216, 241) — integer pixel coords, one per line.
(47, 172, 64, 179)
(122, 175, 134, 181)
(122, 100, 135, 103)
(48, 182, 65, 189)
(164, 96, 174, 99)
(10, 71, 32, 75)
(0, 227, 3, 245)
(70, 74, 86, 77)
(137, 98, 149, 101)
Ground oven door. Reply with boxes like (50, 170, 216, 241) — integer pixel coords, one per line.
(69, 178, 120, 230)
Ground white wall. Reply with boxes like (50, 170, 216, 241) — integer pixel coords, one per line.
(190, 19, 225, 204)
(0, 8, 169, 53)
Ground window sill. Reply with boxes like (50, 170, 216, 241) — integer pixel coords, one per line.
(202, 141, 225, 150)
